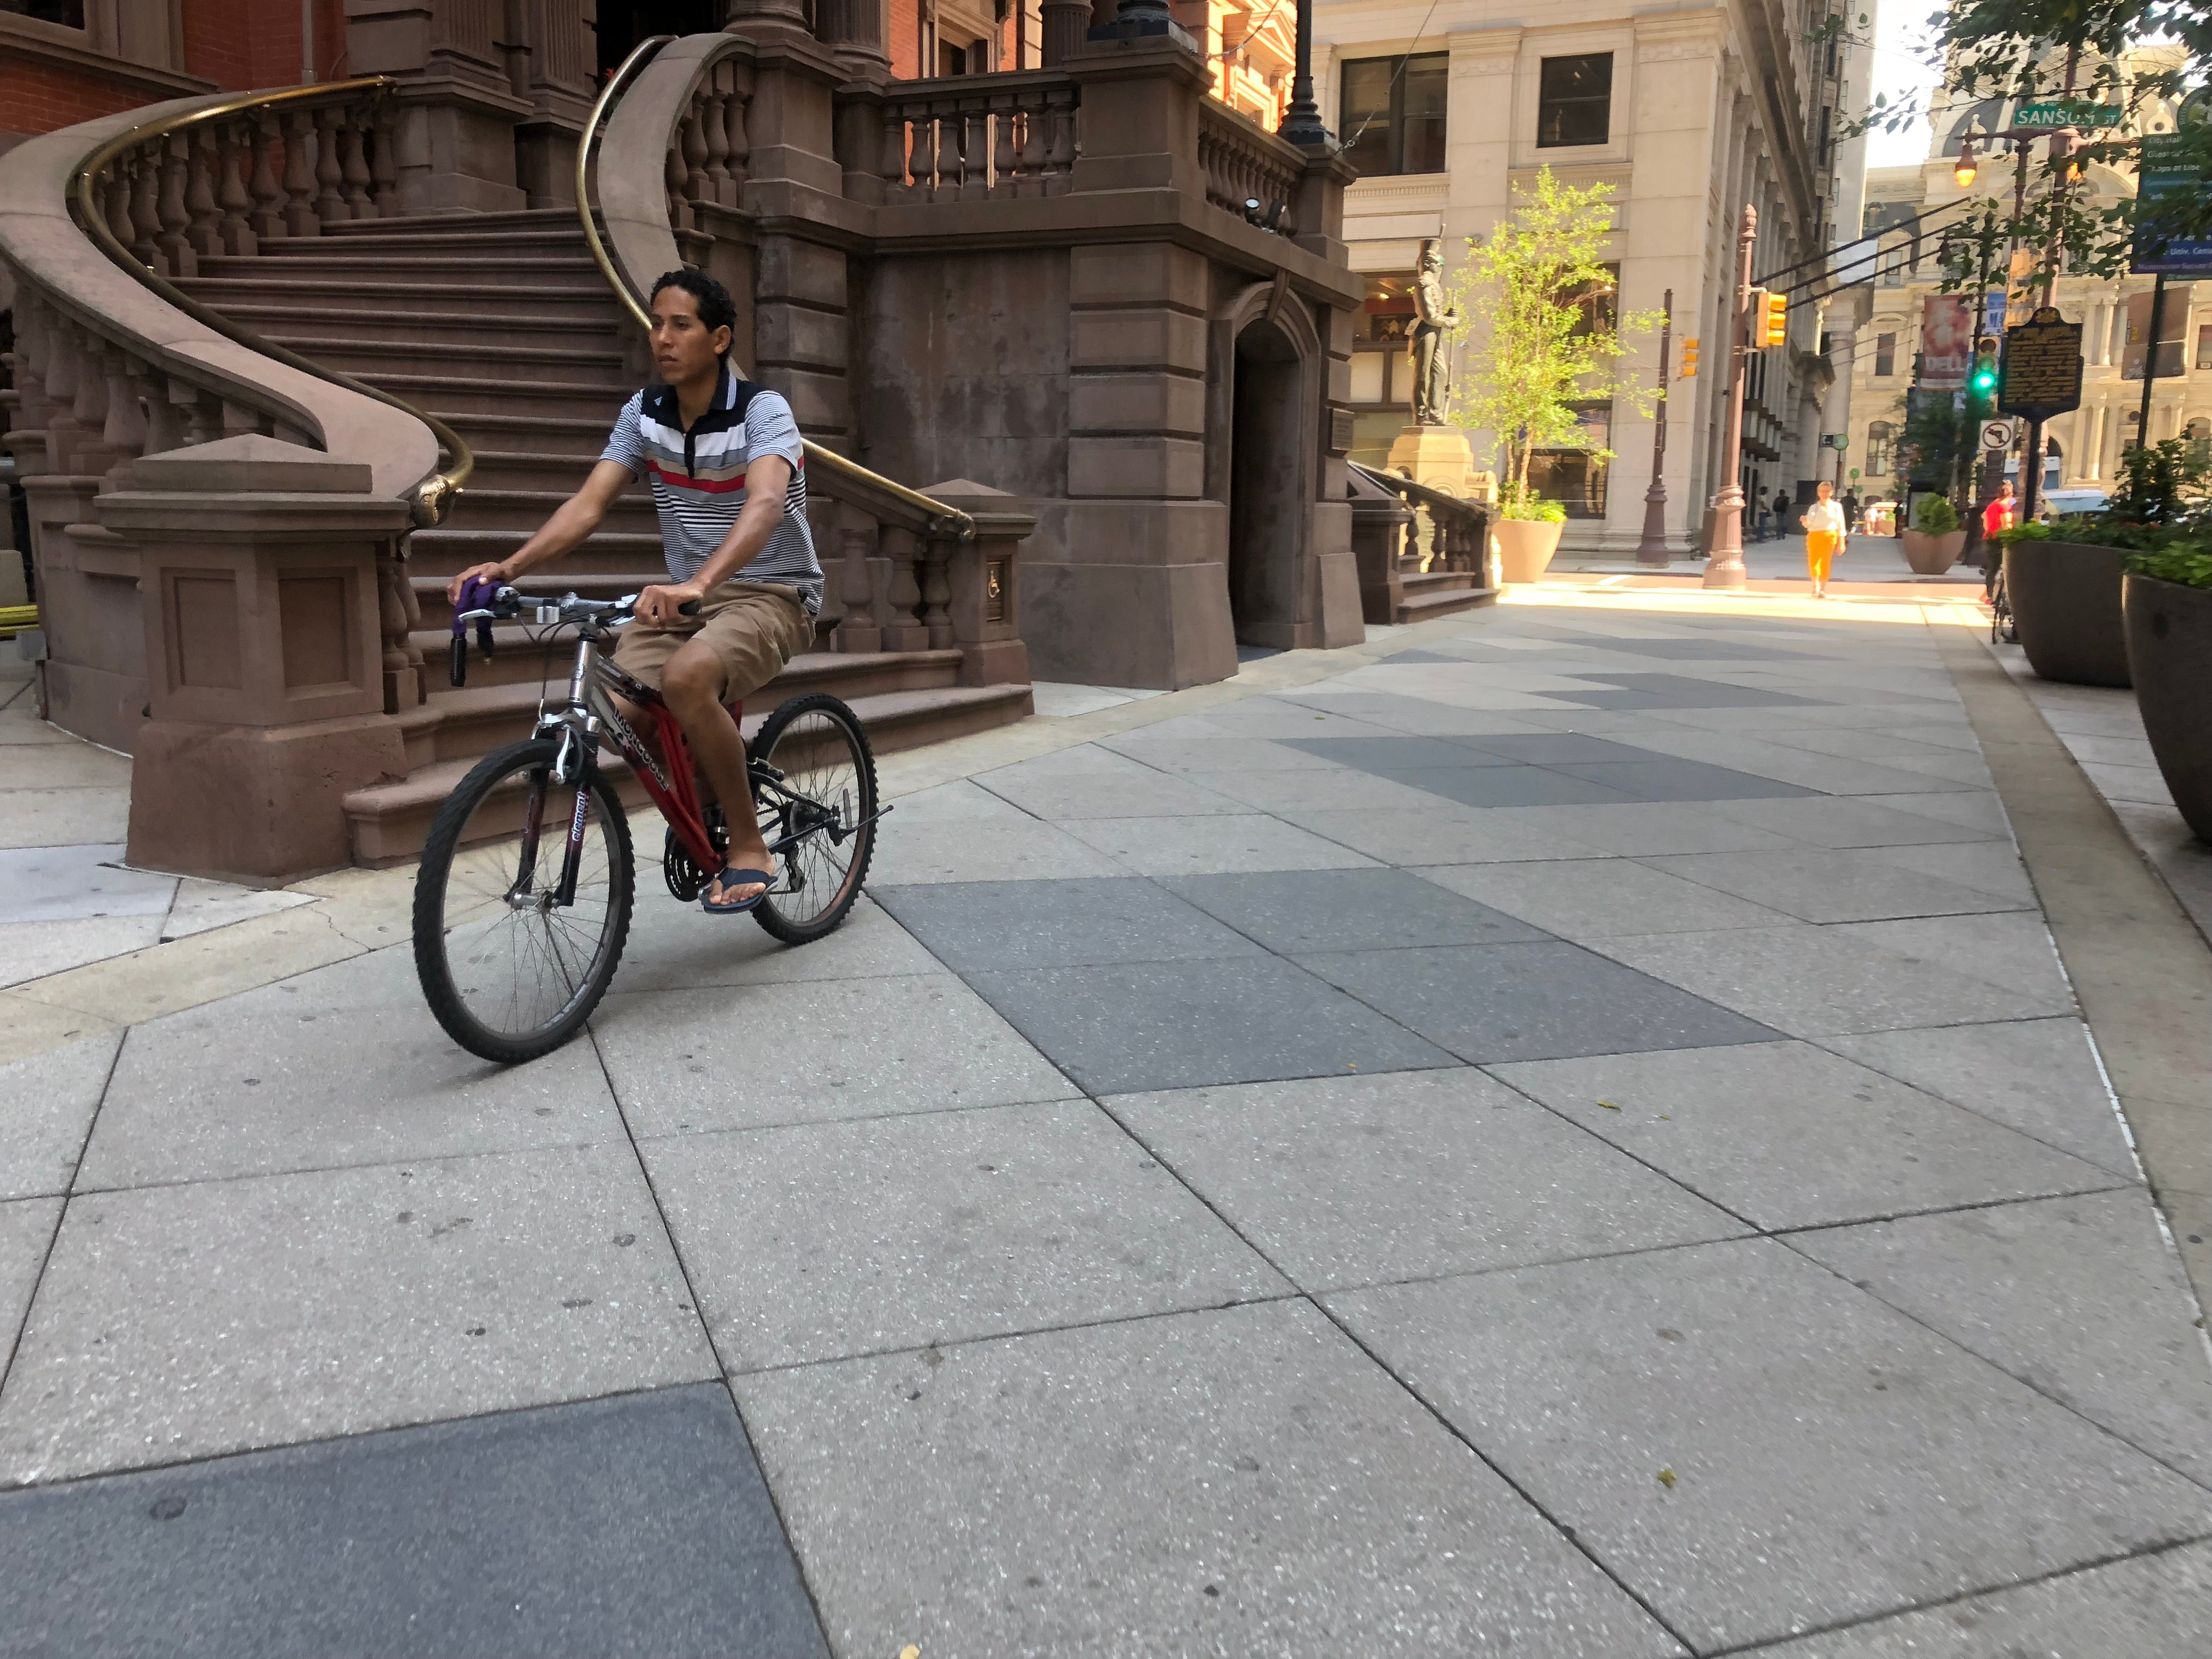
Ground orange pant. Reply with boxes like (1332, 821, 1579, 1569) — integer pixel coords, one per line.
(1806, 532, 1839, 584)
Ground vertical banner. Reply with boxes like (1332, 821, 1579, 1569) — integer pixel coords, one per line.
(1921, 295, 1974, 386)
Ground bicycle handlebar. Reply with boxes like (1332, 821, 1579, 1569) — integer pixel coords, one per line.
(448, 585, 703, 687)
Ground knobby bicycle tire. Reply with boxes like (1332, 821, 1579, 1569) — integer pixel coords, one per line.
(413, 737, 635, 1063)
(749, 691, 878, 945)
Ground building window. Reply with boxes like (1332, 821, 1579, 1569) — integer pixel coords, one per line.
(1865, 421, 1893, 476)
(2198, 325, 2212, 370)
(1349, 273, 1418, 406)
(1, 0, 85, 21)
(1527, 403, 1611, 517)
(1537, 54, 1612, 148)
(1338, 54, 1449, 177)
(1874, 332, 1897, 376)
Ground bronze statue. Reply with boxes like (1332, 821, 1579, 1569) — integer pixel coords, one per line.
(1408, 239, 1460, 426)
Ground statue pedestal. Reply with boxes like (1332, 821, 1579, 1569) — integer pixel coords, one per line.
(1383, 426, 1480, 563)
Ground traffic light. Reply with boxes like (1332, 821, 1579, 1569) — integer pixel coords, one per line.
(1969, 340, 2000, 409)
(1755, 289, 1789, 348)
(1680, 337, 1699, 377)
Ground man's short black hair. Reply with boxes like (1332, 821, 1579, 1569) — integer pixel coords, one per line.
(648, 268, 737, 356)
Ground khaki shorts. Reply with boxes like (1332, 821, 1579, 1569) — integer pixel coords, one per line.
(612, 582, 815, 702)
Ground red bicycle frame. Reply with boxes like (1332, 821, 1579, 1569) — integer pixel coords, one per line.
(584, 649, 742, 875)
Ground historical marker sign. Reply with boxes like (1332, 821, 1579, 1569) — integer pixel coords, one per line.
(1999, 307, 2084, 420)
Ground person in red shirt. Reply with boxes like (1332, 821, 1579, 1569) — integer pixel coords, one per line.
(1982, 481, 2017, 539)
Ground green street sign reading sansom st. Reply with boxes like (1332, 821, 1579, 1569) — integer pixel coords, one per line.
(2014, 101, 2123, 130)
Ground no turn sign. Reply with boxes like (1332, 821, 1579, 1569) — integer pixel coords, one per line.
(1980, 417, 2020, 450)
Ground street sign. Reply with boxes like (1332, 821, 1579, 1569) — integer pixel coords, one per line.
(1999, 307, 2084, 420)
(1822, 433, 1848, 450)
(2015, 100, 2123, 130)
(2132, 132, 2212, 275)
(1980, 417, 2020, 450)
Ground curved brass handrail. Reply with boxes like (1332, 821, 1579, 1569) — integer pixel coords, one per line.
(66, 76, 473, 527)
(575, 36, 975, 541)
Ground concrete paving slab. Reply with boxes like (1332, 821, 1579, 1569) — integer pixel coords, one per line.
(0, 916, 165, 990)
(864, 814, 1132, 885)
(1167, 764, 1440, 815)
(975, 764, 1249, 821)
(1265, 692, 1556, 737)
(0, 744, 132, 789)
(1105, 1068, 1744, 1292)
(0, 1032, 117, 1201)
(1296, 940, 1779, 1064)
(1092, 733, 1350, 772)
(0, 789, 129, 850)
(594, 973, 1077, 1137)
(1491, 1040, 2121, 1231)
(1589, 924, 2065, 1036)
(1588, 732, 1974, 796)
(1282, 734, 1525, 770)
(1415, 857, 1792, 938)
(1544, 757, 1826, 802)
(962, 955, 1457, 1095)
(1705, 794, 2001, 848)
(735, 1301, 1685, 1659)
(1280, 805, 1612, 865)
(1474, 801, 1803, 856)
(1326, 1238, 2212, 1652)
(614, 890, 944, 993)
(76, 949, 625, 1189)
(0, 845, 173, 924)
(1854, 838, 2037, 902)
(1792, 1190, 2212, 1485)
(1645, 847, 2030, 924)
(156, 878, 316, 943)
(1360, 764, 1645, 808)
(1452, 732, 1672, 764)
(1162, 867, 1551, 953)
(1755, 1541, 2212, 1657)
(1060, 812, 1380, 876)
(1819, 1018, 2139, 1180)
(0, 1196, 60, 1366)
(1183, 703, 1407, 739)
(0, 1144, 717, 1485)
(1826, 911, 2073, 1003)
(0, 707, 70, 745)
(0, 1383, 827, 1659)
(650, 1099, 1285, 1371)
(876, 876, 1262, 973)
(878, 777, 1030, 822)
(1847, 789, 2015, 833)
(1758, 726, 1978, 762)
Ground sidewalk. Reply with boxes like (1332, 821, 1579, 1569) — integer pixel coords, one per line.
(3, 586, 2210, 1656)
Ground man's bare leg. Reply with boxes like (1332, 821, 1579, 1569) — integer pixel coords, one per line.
(661, 640, 772, 906)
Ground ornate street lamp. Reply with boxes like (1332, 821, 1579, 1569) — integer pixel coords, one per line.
(1278, 0, 1331, 147)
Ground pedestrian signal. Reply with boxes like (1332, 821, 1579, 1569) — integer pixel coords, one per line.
(1756, 289, 1789, 348)
(1680, 337, 1699, 377)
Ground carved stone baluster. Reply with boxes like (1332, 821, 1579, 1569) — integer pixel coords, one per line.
(837, 523, 882, 652)
(960, 103, 990, 201)
(991, 96, 1017, 198)
(681, 96, 711, 208)
(155, 133, 195, 275)
(882, 108, 911, 199)
(250, 111, 287, 240)
(377, 541, 425, 710)
(215, 121, 256, 255)
(282, 110, 320, 236)
(185, 128, 223, 257)
(314, 106, 347, 224)
(1045, 92, 1076, 195)
(101, 349, 148, 458)
(340, 107, 374, 218)
(370, 104, 400, 216)
(138, 361, 183, 455)
(664, 139, 692, 236)
(701, 83, 732, 206)
(919, 538, 955, 648)
(38, 324, 87, 472)
(129, 147, 165, 269)
(880, 527, 927, 650)
(723, 72, 752, 191)
(1018, 101, 1047, 198)
(101, 163, 134, 251)
(909, 111, 937, 202)
(182, 388, 221, 445)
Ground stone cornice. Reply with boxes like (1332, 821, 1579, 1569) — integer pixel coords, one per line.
(0, 16, 214, 100)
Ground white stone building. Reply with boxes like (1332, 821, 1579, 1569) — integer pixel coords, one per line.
(1315, 0, 1872, 554)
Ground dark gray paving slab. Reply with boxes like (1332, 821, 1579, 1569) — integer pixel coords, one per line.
(735, 1302, 1685, 1658)
(1265, 693, 1555, 738)
(961, 956, 1457, 1095)
(1791, 1190, 2212, 1485)
(1363, 765, 1644, 808)
(1281, 735, 1520, 770)
(0, 1383, 827, 1659)
(647, 1100, 1284, 1370)
(1543, 758, 1823, 802)
(1327, 1238, 2212, 1652)
(1456, 733, 1677, 765)
(1104, 1069, 1745, 1292)
(0, 1145, 718, 1485)
(1491, 1041, 2123, 1231)
(1820, 1018, 2139, 1178)
(0, 1032, 118, 1200)
(873, 877, 1262, 974)
(1161, 867, 1550, 954)
(1296, 940, 1778, 1064)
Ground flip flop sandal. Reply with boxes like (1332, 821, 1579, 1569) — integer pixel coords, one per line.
(702, 867, 775, 914)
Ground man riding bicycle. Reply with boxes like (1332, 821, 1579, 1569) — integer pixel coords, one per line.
(447, 269, 820, 914)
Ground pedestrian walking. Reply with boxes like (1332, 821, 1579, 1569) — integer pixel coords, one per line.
(1803, 479, 1845, 598)
(1842, 487, 1861, 532)
(1753, 487, 1771, 540)
(1771, 487, 1795, 541)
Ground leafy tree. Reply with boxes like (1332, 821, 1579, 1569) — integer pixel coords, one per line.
(1443, 167, 1657, 506)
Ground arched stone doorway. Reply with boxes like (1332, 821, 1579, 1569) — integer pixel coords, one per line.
(599, 0, 722, 74)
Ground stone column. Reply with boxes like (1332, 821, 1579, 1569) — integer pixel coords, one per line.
(96, 435, 414, 883)
(345, 0, 531, 213)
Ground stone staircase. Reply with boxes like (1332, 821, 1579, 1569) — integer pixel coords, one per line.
(1393, 564, 1492, 625)
(173, 207, 1030, 864)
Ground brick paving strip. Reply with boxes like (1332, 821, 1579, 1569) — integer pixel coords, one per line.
(1, 588, 2210, 1656)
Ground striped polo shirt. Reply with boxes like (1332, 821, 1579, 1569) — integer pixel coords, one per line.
(601, 368, 822, 612)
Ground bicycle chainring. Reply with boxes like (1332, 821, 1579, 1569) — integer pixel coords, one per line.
(662, 807, 728, 902)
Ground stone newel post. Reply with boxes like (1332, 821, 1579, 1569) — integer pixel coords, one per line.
(921, 480, 1035, 688)
(96, 435, 414, 883)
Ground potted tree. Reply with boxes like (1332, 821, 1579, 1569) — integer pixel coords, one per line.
(1446, 168, 1655, 583)
(1901, 493, 1967, 574)
(2123, 544, 2212, 842)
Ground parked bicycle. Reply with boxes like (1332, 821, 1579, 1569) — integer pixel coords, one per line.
(1986, 556, 2017, 645)
(412, 585, 882, 1063)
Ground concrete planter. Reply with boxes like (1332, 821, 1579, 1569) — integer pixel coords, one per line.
(2123, 573, 2212, 841)
(1493, 518, 1565, 584)
(1900, 528, 1966, 574)
(2005, 539, 2132, 687)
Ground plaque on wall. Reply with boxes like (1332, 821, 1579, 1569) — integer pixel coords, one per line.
(1328, 407, 1356, 455)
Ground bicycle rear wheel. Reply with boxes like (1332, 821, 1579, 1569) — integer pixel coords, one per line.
(413, 737, 634, 1063)
(749, 692, 877, 945)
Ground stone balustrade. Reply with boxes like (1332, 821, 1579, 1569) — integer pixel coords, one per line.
(1197, 100, 1304, 234)
(872, 74, 1080, 202)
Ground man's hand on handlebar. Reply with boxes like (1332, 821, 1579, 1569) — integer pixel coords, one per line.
(636, 580, 707, 628)
(448, 561, 510, 605)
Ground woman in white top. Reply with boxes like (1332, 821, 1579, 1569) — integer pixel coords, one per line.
(1802, 479, 1847, 598)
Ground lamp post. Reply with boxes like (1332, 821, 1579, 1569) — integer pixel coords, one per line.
(1277, 0, 1330, 147)
(1635, 288, 1674, 565)
(1702, 205, 1757, 589)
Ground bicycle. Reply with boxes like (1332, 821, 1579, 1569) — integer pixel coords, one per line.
(411, 585, 882, 1064)
(1985, 554, 2017, 644)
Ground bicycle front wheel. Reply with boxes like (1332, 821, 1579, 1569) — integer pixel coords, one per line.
(751, 692, 877, 945)
(412, 737, 634, 1063)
